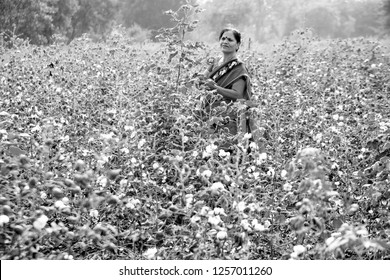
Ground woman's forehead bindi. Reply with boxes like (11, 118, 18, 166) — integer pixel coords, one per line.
(221, 32, 237, 43)
(222, 31, 235, 39)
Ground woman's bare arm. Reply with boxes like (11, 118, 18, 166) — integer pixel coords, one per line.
(205, 78, 245, 100)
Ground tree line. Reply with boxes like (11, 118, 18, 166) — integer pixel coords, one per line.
(194, 0, 390, 43)
(1, 0, 389, 46)
(0, 0, 185, 45)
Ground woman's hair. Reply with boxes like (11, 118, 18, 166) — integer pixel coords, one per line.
(218, 28, 242, 44)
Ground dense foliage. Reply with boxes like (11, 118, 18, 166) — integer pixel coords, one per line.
(0, 0, 184, 45)
(1, 0, 389, 46)
(195, 0, 387, 42)
(386, 0, 390, 29)
(0, 25, 390, 260)
(119, 0, 185, 30)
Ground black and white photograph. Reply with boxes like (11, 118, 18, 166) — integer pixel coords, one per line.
(1, 0, 389, 279)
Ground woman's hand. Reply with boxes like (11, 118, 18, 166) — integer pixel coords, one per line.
(207, 57, 216, 66)
(206, 57, 216, 73)
(204, 79, 217, 90)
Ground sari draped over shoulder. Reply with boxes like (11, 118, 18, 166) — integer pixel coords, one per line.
(204, 59, 252, 149)
(210, 59, 252, 102)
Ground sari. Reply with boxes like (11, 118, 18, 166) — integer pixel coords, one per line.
(203, 59, 252, 149)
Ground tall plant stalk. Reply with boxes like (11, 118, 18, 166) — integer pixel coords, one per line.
(156, 1, 204, 93)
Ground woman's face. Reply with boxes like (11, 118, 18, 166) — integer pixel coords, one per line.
(220, 31, 239, 54)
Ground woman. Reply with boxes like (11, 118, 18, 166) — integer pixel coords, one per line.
(202, 28, 252, 150)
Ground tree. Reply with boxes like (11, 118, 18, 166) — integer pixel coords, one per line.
(119, 0, 185, 30)
(305, 6, 339, 37)
(0, 0, 57, 45)
(51, 0, 79, 36)
(348, 0, 383, 37)
(195, 0, 264, 42)
(67, 0, 120, 42)
(385, 0, 390, 31)
(195, 0, 385, 43)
